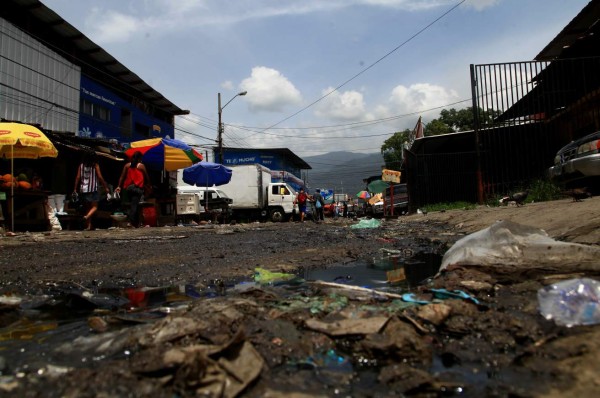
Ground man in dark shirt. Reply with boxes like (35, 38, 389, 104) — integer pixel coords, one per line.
(313, 189, 325, 222)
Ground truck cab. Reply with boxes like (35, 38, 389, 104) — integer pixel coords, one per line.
(267, 183, 296, 222)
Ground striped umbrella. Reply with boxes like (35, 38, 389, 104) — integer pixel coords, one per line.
(125, 137, 203, 171)
(356, 190, 371, 200)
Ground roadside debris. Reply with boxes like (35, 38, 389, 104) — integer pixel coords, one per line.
(538, 277, 600, 327)
(350, 218, 381, 229)
(439, 220, 600, 274)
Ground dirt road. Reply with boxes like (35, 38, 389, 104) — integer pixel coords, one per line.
(0, 197, 599, 397)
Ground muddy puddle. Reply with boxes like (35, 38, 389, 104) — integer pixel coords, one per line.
(0, 250, 443, 380)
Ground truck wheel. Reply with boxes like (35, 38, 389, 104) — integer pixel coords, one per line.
(270, 209, 284, 222)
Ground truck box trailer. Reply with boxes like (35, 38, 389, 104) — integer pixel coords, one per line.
(218, 164, 297, 222)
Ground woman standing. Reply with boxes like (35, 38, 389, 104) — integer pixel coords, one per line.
(115, 151, 151, 227)
(73, 150, 109, 230)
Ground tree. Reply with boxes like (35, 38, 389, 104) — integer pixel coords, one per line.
(424, 107, 503, 136)
(424, 119, 453, 136)
(381, 107, 503, 161)
(381, 129, 410, 169)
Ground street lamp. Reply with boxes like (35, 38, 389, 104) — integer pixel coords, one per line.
(218, 91, 247, 163)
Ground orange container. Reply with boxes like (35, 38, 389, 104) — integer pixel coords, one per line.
(141, 204, 157, 227)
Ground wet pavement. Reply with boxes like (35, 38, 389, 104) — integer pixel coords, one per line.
(1, 216, 600, 397)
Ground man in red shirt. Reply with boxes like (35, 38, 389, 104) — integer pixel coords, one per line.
(295, 188, 308, 222)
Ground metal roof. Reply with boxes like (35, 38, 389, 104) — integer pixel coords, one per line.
(1, 0, 188, 116)
(536, 0, 600, 60)
(217, 147, 312, 170)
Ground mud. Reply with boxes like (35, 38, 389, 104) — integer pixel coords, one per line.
(1, 201, 600, 397)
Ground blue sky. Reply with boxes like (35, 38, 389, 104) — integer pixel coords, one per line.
(42, 0, 589, 160)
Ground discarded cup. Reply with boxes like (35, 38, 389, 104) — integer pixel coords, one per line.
(537, 278, 600, 327)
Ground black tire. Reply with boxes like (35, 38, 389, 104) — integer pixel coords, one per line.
(270, 208, 284, 222)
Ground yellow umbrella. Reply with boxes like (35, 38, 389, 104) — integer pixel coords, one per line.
(0, 122, 58, 231)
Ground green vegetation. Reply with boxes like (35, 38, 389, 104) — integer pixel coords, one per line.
(527, 179, 562, 203)
(419, 179, 562, 213)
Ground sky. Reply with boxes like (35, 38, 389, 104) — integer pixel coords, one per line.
(41, 0, 590, 161)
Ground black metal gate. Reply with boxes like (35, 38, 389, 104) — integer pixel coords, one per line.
(470, 57, 600, 201)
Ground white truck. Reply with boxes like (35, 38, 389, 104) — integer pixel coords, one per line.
(175, 173, 233, 217)
(218, 164, 297, 222)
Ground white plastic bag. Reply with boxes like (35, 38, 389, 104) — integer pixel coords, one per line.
(439, 220, 600, 273)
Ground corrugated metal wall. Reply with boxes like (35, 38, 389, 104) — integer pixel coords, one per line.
(0, 17, 80, 132)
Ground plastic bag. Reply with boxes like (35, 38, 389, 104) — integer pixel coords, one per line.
(254, 267, 301, 285)
(538, 278, 600, 327)
(350, 218, 381, 229)
(439, 220, 600, 273)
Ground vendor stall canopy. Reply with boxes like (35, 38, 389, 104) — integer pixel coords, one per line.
(0, 122, 58, 159)
(125, 138, 203, 171)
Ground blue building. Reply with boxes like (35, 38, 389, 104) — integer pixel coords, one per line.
(218, 147, 311, 191)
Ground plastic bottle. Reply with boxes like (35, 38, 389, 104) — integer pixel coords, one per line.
(537, 278, 600, 327)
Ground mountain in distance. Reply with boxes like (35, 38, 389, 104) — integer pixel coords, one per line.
(301, 151, 385, 196)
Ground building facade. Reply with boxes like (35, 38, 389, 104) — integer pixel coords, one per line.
(1, 1, 186, 143)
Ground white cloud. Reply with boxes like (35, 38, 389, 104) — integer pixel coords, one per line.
(86, 8, 141, 43)
(388, 83, 459, 117)
(81, 0, 492, 44)
(315, 88, 367, 121)
(221, 81, 234, 91)
(240, 67, 302, 113)
(463, 0, 501, 11)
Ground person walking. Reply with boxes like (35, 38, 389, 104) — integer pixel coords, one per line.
(295, 187, 308, 222)
(115, 151, 151, 227)
(73, 150, 110, 230)
(313, 188, 325, 222)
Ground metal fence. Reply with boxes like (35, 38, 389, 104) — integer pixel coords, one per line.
(406, 57, 600, 209)
(470, 57, 600, 200)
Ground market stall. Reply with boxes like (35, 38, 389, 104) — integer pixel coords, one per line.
(0, 122, 58, 232)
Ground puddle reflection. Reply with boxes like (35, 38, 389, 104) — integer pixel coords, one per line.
(304, 250, 442, 291)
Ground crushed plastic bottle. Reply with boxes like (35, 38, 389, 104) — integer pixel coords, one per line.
(537, 278, 600, 327)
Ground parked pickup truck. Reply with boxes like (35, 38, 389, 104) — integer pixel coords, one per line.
(384, 183, 409, 215)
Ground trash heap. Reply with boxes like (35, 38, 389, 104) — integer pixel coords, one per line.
(2, 220, 600, 397)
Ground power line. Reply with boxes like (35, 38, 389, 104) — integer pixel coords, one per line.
(244, 0, 467, 138)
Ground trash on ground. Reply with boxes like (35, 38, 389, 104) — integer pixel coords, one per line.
(254, 267, 302, 285)
(415, 303, 452, 326)
(439, 220, 600, 273)
(309, 280, 404, 300)
(350, 218, 381, 229)
(537, 277, 600, 327)
(430, 288, 480, 304)
(305, 316, 390, 336)
(386, 268, 406, 284)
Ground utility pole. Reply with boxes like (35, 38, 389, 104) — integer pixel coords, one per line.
(217, 91, 247, 163)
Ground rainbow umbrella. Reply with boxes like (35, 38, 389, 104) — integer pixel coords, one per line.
(356, 190, 371, 200)
(125, 138, 203, 171)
